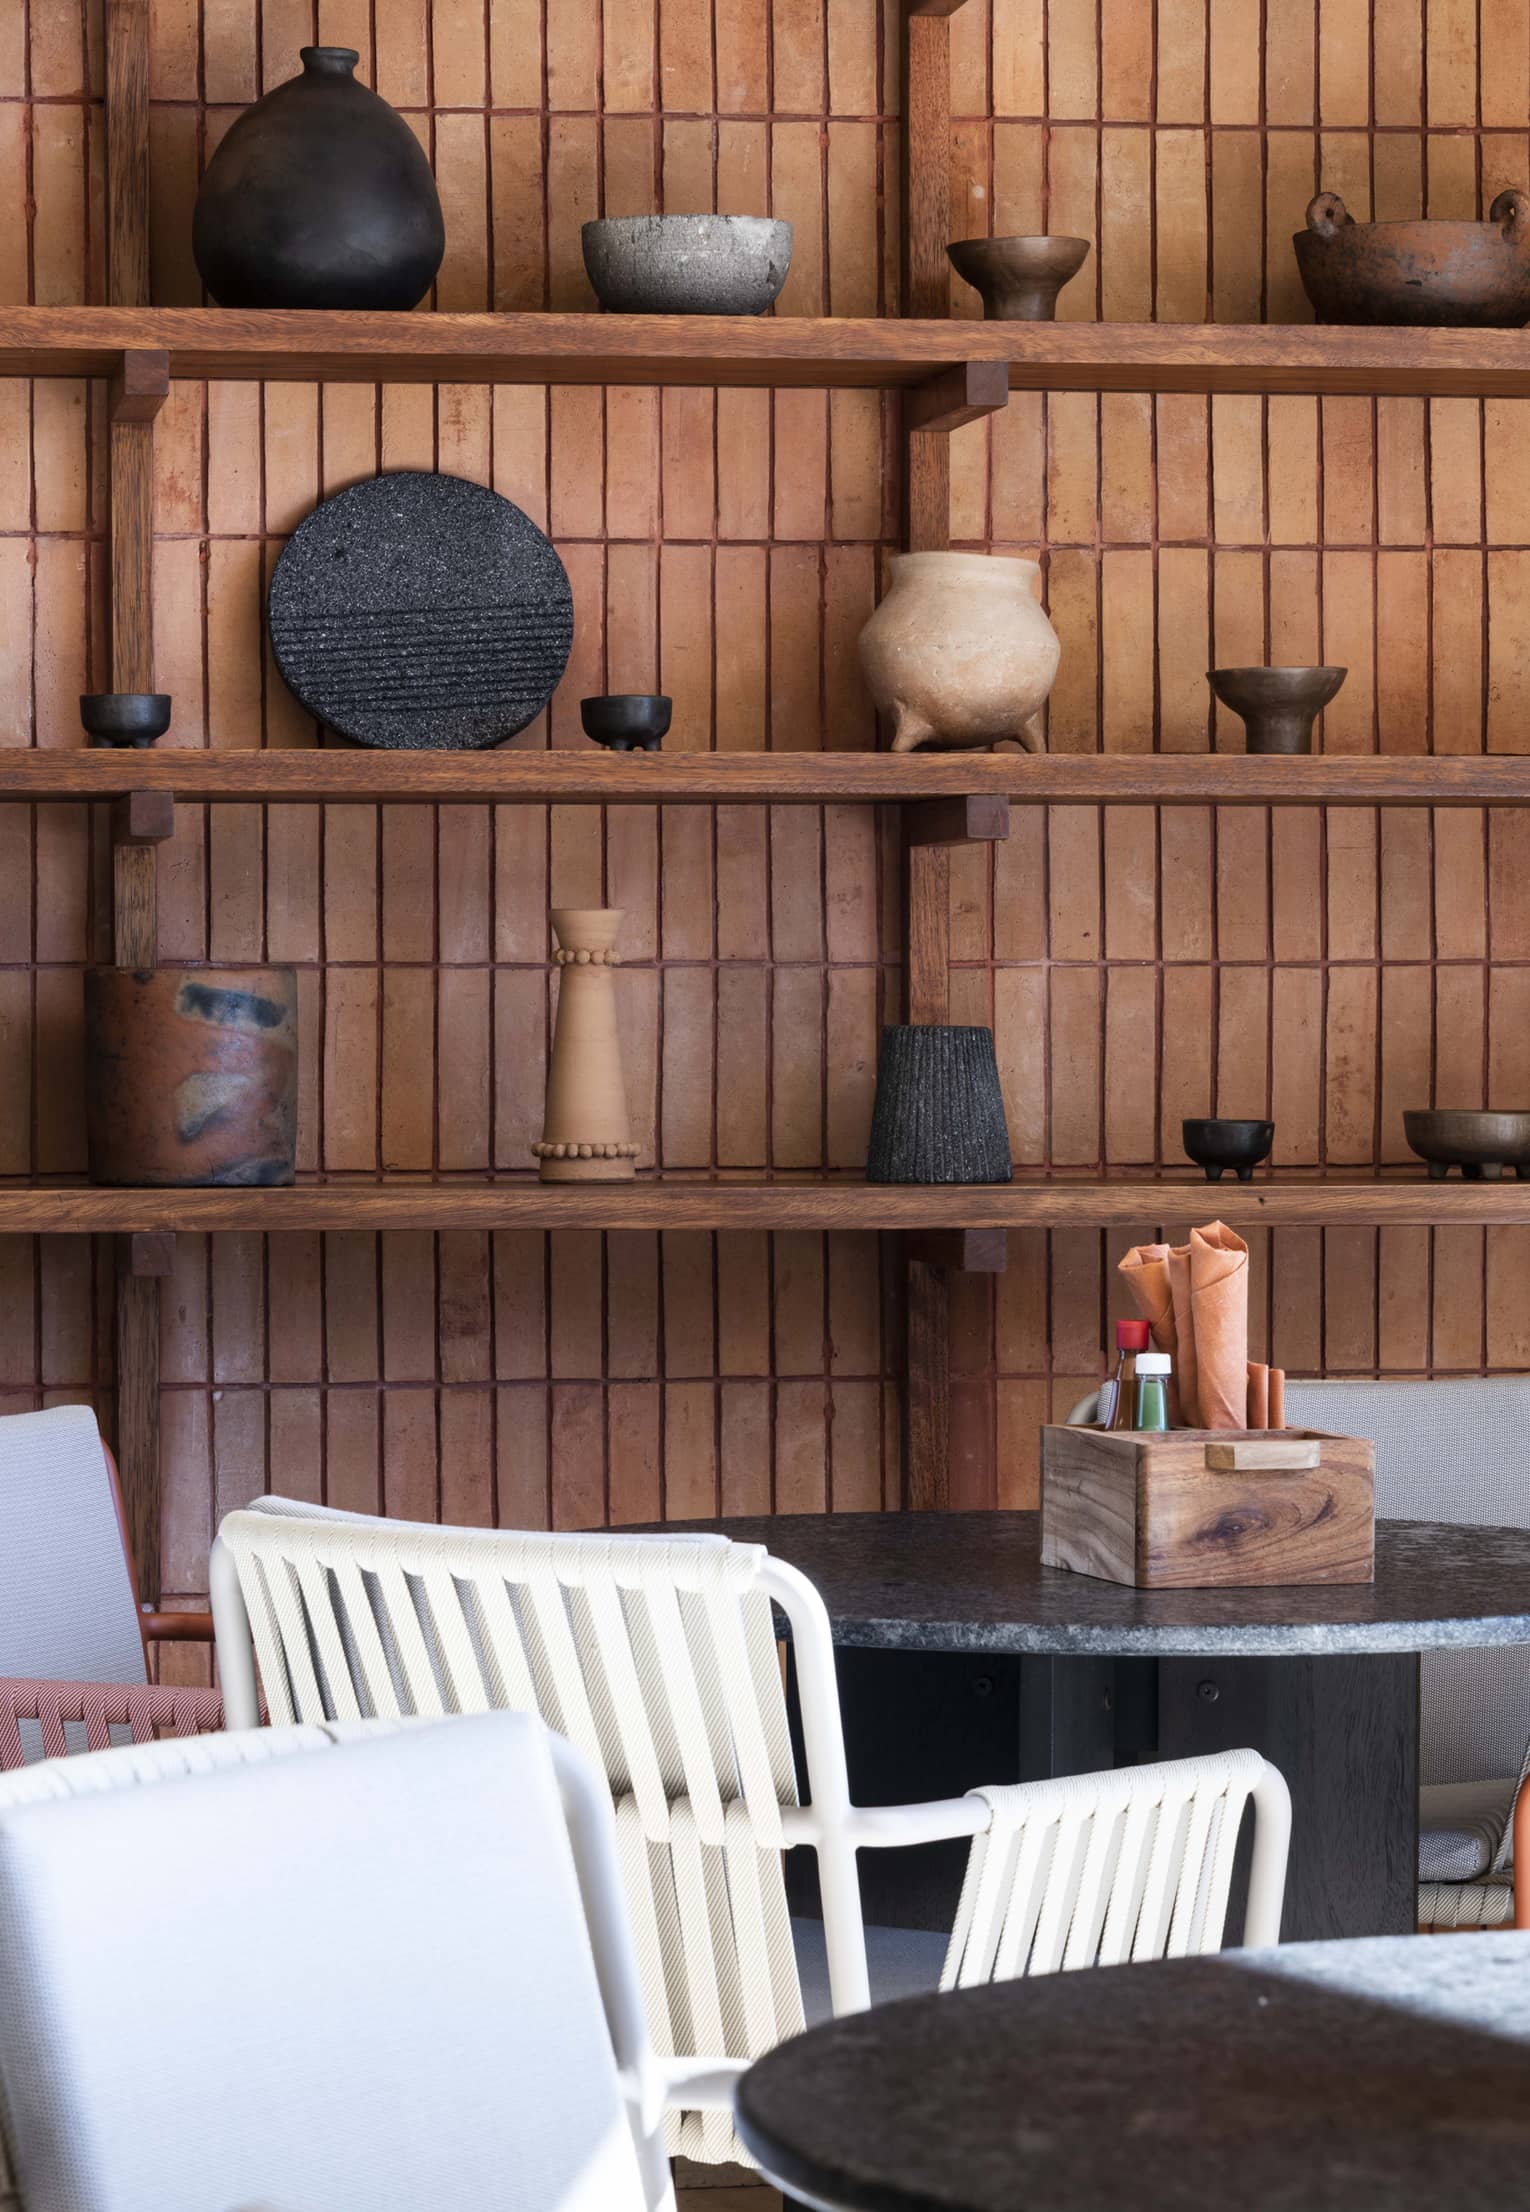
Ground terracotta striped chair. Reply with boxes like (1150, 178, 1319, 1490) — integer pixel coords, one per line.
(0, 1403, 222, 1772)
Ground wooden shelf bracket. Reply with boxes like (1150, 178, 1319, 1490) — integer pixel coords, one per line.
(906, 1228, 1009, 1274)
(905, 359, 1009, 434)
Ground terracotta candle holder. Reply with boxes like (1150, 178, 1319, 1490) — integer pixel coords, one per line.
(533, 909, 639, 1183)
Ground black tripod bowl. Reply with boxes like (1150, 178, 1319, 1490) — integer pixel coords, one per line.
(80, 693, 172, 749)
(1182, 1117, 1275, 1181)
(580, 695, 672, 752)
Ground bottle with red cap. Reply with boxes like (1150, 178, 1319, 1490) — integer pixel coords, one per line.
(1101, 1318, 1152, 1430)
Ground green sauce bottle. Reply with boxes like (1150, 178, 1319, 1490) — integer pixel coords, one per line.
(1133, 1349, 1171, 1431)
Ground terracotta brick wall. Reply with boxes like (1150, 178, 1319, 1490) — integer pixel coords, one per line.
(1, 0, 1527, 1611)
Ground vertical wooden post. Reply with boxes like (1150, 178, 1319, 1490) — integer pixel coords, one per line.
(106, 0, 152, 310)
(109, 355, 169, 969)
(117, 1233, 174, 1604)
(106, 0, 167, 1609)
(900, 0, 960, 1510)
(900, 0, 957, 555)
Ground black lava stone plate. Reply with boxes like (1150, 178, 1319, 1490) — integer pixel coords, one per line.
(268, 471, 574, 750)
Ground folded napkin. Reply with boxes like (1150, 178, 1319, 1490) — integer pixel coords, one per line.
(1119, 1221, 1249, 1428)
(1177, 1221, 1249, 1427)
(1117, 1241, 1183, 1424)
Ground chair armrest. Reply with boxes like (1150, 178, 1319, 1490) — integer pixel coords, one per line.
(0, 1677, 224, 1770)
(1515, 1774, 1530, 1932)
(844, 1797, 991, 1849)
(656, 2056, 748, 2115)
(141, 1611, 216, 1643)
(780, 1797, 989, 1851)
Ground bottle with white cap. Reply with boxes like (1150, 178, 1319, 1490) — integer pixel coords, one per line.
(1133, 1349, 1171, 1432)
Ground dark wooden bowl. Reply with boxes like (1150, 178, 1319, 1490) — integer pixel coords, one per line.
(1182, 1118, 1275, 1182)
(1207, 666, 1346, 754)
(1404, 1109, 1530, 1180)
(946, 235, 1090, 320)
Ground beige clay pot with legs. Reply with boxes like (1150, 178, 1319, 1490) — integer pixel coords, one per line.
(857, 550, 1060, 753)
(533, 908, 639, 1183)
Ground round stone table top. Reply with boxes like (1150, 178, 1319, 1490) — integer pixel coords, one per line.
(638, 1511, 1530, 1657)
(735, 1933, 1530, 2212)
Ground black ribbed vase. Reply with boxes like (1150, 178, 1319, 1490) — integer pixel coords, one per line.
(865, 1026, 1013, 1185)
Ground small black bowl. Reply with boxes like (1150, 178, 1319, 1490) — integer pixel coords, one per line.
(580, 694, 672, 752)
(1182, 1117, 1275, 1182)
(80, 693, 172, 749)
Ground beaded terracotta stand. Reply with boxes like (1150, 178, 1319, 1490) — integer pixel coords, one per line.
(533, 910, 640, 1183)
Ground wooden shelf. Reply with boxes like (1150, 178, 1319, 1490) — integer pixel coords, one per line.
(7, 1175, 1529, 1234)
(10, 749, 1530, 808)
(9, 308, 1530, 398)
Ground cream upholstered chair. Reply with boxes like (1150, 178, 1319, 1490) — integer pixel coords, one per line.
(1067, 1375, 1530, 1930)
(0, 1710, 739, 2212)
(210, 1499, 1291, 2168)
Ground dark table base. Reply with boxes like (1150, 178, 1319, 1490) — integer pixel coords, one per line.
(788, 1647, 1419, 1943)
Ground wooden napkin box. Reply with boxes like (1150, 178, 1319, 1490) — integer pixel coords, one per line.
(1040, 1426, 1375, 1590)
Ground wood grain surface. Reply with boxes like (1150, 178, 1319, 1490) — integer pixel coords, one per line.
(2, 751, 1528, 805)
(4, 0, 1530, 1616)
(0, 1178, 1526, 1233)
(1041, 1426, 1376, 1588)
(9, 308, 1530, 398)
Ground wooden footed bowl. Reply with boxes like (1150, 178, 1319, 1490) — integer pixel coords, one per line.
(1404, 1109, 1530, 1180)
(1208, 666, 1346, 755)
(1294, 190, 1530, 326)
(946, 235, 1090, 320)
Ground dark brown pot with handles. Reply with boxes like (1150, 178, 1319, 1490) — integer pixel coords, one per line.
(1293, 188, 1530, 326)
(85, 967, 299, 1187)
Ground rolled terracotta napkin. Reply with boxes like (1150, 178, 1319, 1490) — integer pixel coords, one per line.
(1268, 1367, 1285, 1430)
(1164, 1244, 1201, 1426)
(1117, 1241, 1184, 1422)
(1247, 1361, 1269, 1429)
(1180, 1221, 1250, 1428)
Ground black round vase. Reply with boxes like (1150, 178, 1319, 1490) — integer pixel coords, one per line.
(192, 48, 445, 310)
(865, 1026, 1013, 1185)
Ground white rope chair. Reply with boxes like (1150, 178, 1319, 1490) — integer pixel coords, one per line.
(211, 1500, 1291, 2168)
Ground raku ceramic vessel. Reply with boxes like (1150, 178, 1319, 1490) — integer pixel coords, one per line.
(1294, 190, 1530, 326)
(946, 235, 1090, 320)
(85, 967, 298, 1187)
(534, 911, 640, 1183)
(857, 553, 1059, 753)
(192, 48, 445, 310)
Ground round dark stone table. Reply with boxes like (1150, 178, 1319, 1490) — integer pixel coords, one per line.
(735, 1933, 1530, 2212)
(644, 1512, 1530, 1942)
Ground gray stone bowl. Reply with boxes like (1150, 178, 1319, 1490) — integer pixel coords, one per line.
(581, 216, 793, 316)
